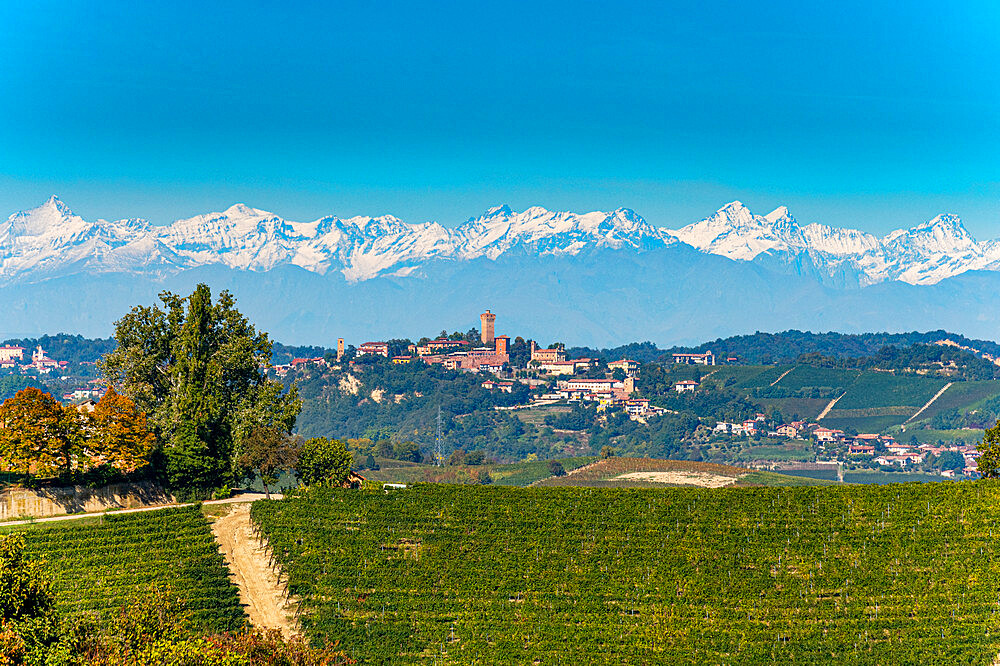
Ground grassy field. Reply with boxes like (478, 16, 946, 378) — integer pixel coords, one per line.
(253, 482, 1000, 664)
(6, 506, 246, 631)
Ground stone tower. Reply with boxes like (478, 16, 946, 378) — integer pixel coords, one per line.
(337, 338, 345, 361)
(480, 310, 496, 346)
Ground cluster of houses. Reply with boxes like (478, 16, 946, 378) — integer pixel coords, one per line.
(0, 345, 68, 375)
(60, 381, 106, 404)
(713, 417, 980, 475)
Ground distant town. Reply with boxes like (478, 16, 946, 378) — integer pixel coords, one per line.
(261, 309, 983, 480)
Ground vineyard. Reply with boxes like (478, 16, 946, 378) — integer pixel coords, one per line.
(361, 456, 597, 487)
(532, 457, 828, 488)
(252, 482, 1000, 664)
(8, 506, 246, 632)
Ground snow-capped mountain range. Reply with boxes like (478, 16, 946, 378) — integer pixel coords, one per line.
(1, 196, 996, 286)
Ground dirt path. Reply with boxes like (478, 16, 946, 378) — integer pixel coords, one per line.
(211, 503, 300, 639)
(816, 392, 846, 420)
(770, 368, 794, 387)
(905, 382, 953, 424)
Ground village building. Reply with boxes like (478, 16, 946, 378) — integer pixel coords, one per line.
(813, 427, 846, 443)
(291, 357, 326, 369)
(674, 379, 698, 393)
(776, 424, 801, 438)
(392, 356, 415, 364)
(530, 341, 567, 364)
(417, 338, 471, 355)
(0, 345, 25, 364)
(494, 335, 510, 356)
(538, 360, 578, 376)
(608, 359, 640, 377)
(481, 380, 514, 393)
(480, 310, 496, 345)
(357, 342, 390, 358)
(671, 351, 715, 366)
(624, 398, 649, 415)
(22, 346, 65, 374)
(874, 453, 923, 467)
(847, 443, 876, 455)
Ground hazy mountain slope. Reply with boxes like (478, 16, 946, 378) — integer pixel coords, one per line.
(4, 245, 1000, 347)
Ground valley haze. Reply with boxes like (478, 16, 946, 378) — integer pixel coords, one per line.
(2, 196, 999, 347)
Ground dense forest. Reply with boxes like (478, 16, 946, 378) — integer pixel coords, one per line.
(570, 330, 1000, 365)
(678, 329, 1000, 364)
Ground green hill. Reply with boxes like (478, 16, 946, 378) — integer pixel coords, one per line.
(253, 482, 1000, 664)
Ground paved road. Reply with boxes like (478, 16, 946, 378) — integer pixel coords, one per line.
(0, 492, 283, 529)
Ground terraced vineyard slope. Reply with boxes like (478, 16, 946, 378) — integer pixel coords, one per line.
(253, 483, 1000, 664)
(8, 506, 246, 631)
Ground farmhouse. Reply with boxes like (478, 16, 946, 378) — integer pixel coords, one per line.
(674, 380, 698, 393)
(813, 427, 846, 443)
(672, 351, 715, 366)
(776, 424, 802, 438)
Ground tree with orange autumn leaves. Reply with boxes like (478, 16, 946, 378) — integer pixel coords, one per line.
(0, 386, 156, 478)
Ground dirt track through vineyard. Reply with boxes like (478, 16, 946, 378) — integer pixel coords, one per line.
(211, 503, 299, 639)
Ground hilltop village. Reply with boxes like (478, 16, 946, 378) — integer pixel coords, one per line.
(0, 343, 106, 403)
(262, 310, 986, 480)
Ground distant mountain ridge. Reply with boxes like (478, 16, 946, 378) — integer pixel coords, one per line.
(4, 197, 1000, 346)
(0, 197, 674, 285)
(3, 196, 996, 287)
(670, 201, 997, 286)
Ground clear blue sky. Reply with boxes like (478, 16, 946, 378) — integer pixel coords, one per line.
(1, 1, 998, 236)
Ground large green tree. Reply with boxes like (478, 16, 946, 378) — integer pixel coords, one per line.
(99, 284, 301, 491)
(297, 437, 352, 487)
(977, 421, 1000, 478)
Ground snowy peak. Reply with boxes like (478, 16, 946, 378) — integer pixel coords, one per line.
(454, 205, 672, 259)
(0, 197, 994, 287)
(885, 214, 977, 253)
(670, 202, 988, 285)
(671, 201, 807, 261)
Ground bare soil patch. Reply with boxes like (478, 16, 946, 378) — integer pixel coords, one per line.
(211, 503, 300, 639)
(613, 470, 740, 488)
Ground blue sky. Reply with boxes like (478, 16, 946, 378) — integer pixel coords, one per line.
(1, 1, 998, 235)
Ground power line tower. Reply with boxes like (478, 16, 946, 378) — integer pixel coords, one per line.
(435, 406, 443, 466)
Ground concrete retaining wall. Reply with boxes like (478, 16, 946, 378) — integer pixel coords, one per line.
(0, 482, 174, 520)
